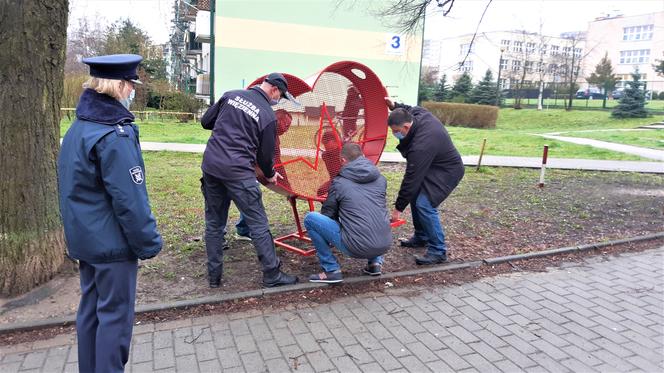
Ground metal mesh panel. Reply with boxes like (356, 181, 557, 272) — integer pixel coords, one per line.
(250, 62, 388, 202)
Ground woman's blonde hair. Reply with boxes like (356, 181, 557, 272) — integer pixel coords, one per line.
(82, 77, 127, 100)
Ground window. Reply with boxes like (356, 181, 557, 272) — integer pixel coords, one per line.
(500, 58, 508, 70)
(550, 45, 559, 56)
(512, 60, 521, 71)
(623, 25, 654, 41)
(540, 44, 548, 54)
(499, 78, 507, 89)
(513, 41, 523, 52)
(460, 43, 473, 56)
(461, 60, 473, 72)
(562, 46, 571, 56)
(548, 64, 557, 73)
(526, 42, 536, 53)
(537, 62, 544, 72)
(525, 61, 534, 71)
(574, 48, 582, 58)
(619, 49, 650, 64)
(501, 39, 511, 46)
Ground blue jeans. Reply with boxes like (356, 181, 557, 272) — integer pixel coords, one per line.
(411, 193, 447, 257)
(304, 212, 383, 272)
(236, 213, 250, 237)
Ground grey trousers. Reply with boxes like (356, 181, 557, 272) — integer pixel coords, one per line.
(201, 172, 280, 282)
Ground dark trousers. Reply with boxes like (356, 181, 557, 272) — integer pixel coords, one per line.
(201, 172, 280, 282)
(77, 260, 138, 373)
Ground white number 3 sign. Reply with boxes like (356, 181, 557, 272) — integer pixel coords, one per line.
(385, 33, 405, 55)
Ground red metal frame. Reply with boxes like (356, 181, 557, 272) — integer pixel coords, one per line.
(273, 196, 317, 256)
(249, 62, 396, 256)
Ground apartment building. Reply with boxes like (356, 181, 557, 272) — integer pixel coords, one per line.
(582, 11, 664, 92)
(435, 30, 585, 89)
(169, 0, 211, 102)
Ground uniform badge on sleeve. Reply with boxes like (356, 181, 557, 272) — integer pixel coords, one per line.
(129, 166, 144, 184)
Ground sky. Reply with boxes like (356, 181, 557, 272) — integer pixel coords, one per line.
(68, 0, 664, 44)
(425, 0, 664, 39)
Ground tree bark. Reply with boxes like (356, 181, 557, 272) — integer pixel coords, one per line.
(0, 0, 69, 295)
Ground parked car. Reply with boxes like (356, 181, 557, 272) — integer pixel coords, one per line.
(575, 88, 605, 100)
(611, 88, 624, 99)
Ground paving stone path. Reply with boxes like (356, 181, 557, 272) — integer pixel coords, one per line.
(2, 247, 663, 373)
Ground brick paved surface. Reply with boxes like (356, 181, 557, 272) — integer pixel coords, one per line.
(2, 248, 663, 372)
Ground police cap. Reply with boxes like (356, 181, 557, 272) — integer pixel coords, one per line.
(82, 54, 143, 84)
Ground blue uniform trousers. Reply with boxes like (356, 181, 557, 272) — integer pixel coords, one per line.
(201, 172, 281, 283)
(77, 260, 138, 373)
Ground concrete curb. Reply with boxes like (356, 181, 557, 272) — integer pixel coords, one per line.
(1, 232, 662, 334)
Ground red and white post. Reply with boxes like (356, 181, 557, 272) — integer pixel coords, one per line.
(538, 145, 549, 188)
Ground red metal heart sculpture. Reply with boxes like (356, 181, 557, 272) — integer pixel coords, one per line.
(249, 61, 389, 202)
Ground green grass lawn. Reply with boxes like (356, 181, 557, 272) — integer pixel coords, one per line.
(503, 98, 664, 111)
(62, 108, 662, 161)
(384, 108, 659, 160)
(562, 129, 664, 150)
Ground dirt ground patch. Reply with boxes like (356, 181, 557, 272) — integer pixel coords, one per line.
(1, 156, 662, 327)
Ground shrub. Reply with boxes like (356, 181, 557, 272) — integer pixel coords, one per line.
(659, 91, 664, 100)
(61, 74, 88, 108)
(160, 92, 205, 113)
(422, 101, 498, 129)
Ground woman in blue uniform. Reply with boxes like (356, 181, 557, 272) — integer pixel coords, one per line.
(58, 54, 162, 373)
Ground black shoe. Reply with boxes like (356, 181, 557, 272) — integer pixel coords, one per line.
(362, 264, 382, 276)
(400, 237, 427, 248)
(209, 275, 221, 288)
(263, 270, 299, 287)
(309, 271, 343, 283)
(414, 253, 448, 265)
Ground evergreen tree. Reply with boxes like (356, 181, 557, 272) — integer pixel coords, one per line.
(432, 74, 451, 102)
(469, 69, 497, 105)
(611, 70, 650, 118)
(451, 72, 473, 102)
(654, 59, 664, 76)
(586, 52, 618, 108)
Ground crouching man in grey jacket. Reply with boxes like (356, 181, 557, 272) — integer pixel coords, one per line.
(304, 143, 392, 283)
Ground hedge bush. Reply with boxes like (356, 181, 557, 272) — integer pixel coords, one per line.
(422, 101, 498, 129)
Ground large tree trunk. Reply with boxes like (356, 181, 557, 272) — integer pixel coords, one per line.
(0, 0, 68, 295)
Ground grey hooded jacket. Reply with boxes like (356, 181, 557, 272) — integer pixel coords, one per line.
(321, 156, 392, 258)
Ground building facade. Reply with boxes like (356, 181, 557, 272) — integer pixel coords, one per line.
(582, 11, 664, 93)
(434, 30, 585, 90)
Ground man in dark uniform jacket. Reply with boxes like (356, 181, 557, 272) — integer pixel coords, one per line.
(58, 54, 162, 373)
(200, 73, 298, 288)
(386, 99, 465, 265)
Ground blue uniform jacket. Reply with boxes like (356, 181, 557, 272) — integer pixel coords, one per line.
(58, 89, 162, 263)
(200, 86, 277, 181)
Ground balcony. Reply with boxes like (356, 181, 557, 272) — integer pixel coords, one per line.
(186, 31, 202, 55)
(196, 73, 210, 96)
(195, 11, 210, 43)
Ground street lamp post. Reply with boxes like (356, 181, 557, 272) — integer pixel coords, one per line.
(495, 47, 505, 106)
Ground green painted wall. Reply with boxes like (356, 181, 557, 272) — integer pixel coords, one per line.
(212, 0, 423, 103)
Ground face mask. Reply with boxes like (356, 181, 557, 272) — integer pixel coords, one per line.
(393, 131, 405, 140)
(120, 89, 135, 110)
(270, 98, 280, 106)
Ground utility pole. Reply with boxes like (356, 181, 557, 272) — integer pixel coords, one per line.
(495, 47, 505, 106)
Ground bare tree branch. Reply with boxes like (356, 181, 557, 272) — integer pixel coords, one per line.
(457, 0, 493, 70)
